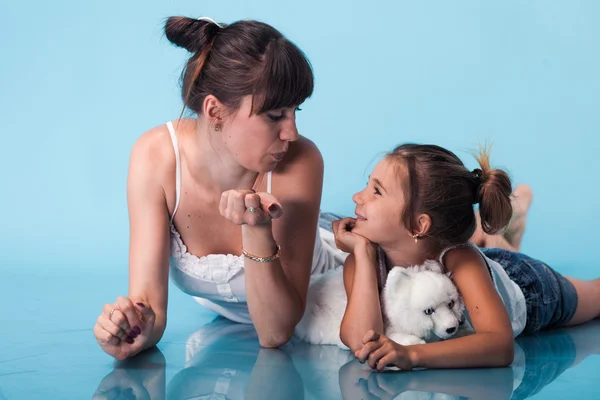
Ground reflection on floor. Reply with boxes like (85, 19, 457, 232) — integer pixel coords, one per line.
(90, 318, 600, 400)
(1, 271, 598, 399)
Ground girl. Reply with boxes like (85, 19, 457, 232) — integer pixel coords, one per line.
(333, 144, 600, 370)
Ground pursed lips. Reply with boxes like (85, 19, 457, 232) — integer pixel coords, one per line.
(272, 152, 286, 161)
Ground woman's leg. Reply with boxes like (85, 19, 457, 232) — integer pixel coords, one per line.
(471, 184, 533, 251)
(563, 277, 600, 326)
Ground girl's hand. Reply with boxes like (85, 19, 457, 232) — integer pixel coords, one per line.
(332, 218, 373, 254)
(94, 297, 156, 360)
(219, 190, 283, 226)
(355, 330, 415, 371)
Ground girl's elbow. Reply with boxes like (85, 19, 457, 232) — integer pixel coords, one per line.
(258, 329, 294, 349)
(340, 331, 361, 354)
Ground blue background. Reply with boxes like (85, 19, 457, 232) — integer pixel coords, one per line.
(1, 2, 600, 399)
(1, 0, 598, 278)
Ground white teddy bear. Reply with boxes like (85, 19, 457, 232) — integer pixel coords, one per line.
(295, 260, 464, 348)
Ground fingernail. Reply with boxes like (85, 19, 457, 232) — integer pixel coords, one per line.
(125, 336, 134, 344)
(136, 303, 145, 308)
(129, 330, 138, 338)
(133, 326, 141, 335)
(268, 204, 278, 212)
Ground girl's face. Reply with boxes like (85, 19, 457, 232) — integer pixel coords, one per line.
(219, 96, 300, 172)
(351, 158, 414, 247)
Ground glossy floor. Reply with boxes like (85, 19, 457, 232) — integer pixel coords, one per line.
(1, 269, 599, 399)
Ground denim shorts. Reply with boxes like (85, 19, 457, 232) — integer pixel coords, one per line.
(481, 248, 579, 334)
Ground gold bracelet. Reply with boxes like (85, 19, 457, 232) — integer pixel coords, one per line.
(242, 243, 281, 263)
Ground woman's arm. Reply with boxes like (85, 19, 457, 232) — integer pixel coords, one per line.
(339, 246, 383, 352)
(126, 130, 173, 347)
(356, 247, 515, 370)
(94, 128, 173, 360)
(242, 137, 324, 347)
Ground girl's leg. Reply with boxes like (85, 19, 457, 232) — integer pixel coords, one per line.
(564, 277, 600, 326)
(471, 184, 533, 251)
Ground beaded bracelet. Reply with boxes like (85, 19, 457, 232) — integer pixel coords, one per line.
(242, 243, 281, 263)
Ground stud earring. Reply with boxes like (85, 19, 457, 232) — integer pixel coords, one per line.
(412, 234, 419, 244)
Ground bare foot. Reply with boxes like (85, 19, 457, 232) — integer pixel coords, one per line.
(503, 184, 533, 251)
(470, 184, 533, 251)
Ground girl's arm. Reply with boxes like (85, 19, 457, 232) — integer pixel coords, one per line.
(356, 246, 515, 370)
(339, 243, 384, 352)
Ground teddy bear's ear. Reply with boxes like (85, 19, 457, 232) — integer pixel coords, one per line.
(422, 260, 443, 273)
(385, 267, 413, 292)
(387, 267, 412, 280)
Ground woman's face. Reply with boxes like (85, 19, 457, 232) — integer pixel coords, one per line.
(219, 96, 300, 172)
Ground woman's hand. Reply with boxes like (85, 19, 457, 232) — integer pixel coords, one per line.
(332, 217, 374, 254)
(219, 190, 283, 226)
(94, 297, 156, 360)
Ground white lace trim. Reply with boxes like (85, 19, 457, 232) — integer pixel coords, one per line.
(169, 224, 245, 284)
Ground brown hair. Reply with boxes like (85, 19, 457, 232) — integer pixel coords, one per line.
(164, 16, 314, 116)
(386, 144, 513, 248)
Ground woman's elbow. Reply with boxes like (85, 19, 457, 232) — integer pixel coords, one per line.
(495, 337, 515, 367)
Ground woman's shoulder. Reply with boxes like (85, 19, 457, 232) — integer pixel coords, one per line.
(131, 119, 196, 167)
(275, 135, 323, 176)
(131, 120, 192, 159)
(131, 122, 167, 157)
(128, 120, 191, 191)
(270, 135, 324, 201)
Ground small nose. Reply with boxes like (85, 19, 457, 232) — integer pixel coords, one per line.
(446, 327, 457, 335)
(352, 190, 364, 205)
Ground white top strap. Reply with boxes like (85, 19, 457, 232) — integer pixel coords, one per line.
(267, 171, 272, 194)
(438, 242, 477, 269)
(166, 121, 181, 224)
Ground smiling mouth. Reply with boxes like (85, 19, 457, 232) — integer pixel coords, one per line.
(355, 212, 367, 221)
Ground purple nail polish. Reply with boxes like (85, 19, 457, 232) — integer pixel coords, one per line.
(125, 337, 134, 344)
(268, 204, 277, 212)
(133, 326, 141, 335)
(136, 303, 145, 308)
(129, 330, 138, 338)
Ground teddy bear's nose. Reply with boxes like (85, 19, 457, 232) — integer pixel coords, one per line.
(446, 327, 457, 334)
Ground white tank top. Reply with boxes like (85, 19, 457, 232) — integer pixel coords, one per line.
(165, 121, 347, 323)
(439, 242, 527, 337)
